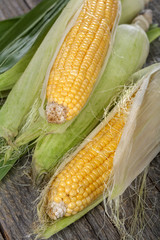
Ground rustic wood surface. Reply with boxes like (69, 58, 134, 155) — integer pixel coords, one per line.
(0, 0, 160, 240)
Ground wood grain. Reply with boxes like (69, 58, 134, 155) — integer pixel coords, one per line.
(0, 0, 160, 239)
(0, 232, 4, 240)
(0, 0, 29, 20)
(25, 0, 41, 9)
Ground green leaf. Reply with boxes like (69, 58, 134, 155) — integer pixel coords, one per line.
(0, 17, 21, 37)
(147, 27, 160, 43)
(0, 5, 63, 92)
(0, 0, 69, 74)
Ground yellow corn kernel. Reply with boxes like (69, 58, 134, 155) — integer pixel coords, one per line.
(46, 0, 119, 123)
(46, 100, 131, 220)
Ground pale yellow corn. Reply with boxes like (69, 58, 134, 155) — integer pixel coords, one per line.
(46, 0, 119, 123)
(46, 100, 132, 220)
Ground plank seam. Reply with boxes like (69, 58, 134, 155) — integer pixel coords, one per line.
(85, 216, 102, 240)
(23, 0, 32, 10)
(0, 223, 9, 240)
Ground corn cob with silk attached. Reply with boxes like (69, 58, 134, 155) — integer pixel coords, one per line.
(46, 101, 131, 219)
(37, 64, 160, 239)
(45, 0, 119, 123)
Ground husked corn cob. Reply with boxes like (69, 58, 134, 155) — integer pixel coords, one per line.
(46, 0, 119, 123)
(46, 98, 133, 220)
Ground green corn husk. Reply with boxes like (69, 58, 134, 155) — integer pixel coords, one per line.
(32, 19, 150, 184)
(0, 17, 21, 37)
(0, 0, 70, 74)
(0, 0, 70, 93)
(147, 25, 160, 43)
(0, 11, 64, 92)
(37, 63, 160, 239)
(119, 0, 150, 24)
(0, 0, 151, 95)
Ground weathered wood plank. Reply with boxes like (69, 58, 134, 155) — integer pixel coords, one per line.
(148, 155, 160, 192)
(0, 0, 30, 20)
(147, 0, 160, 65)
(25, 0, 42, 9)
(0, 222, 9, 240)
(141, 177, 160, 240)
(0, 232, 4, 240)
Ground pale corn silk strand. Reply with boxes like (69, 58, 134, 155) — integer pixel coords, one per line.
(46, 97, 133, 220)
(46, 0, 118, 123)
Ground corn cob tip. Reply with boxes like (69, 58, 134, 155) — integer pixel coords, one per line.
(46, 102, 67, 124)
(47, 201, 66, 220)
(132, 9, 152, 32)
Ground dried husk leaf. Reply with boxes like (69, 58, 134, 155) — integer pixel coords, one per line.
(110, 66, 160, 199)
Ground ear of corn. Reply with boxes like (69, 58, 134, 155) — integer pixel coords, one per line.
(44, 0, 120, 123)
(37, 64, 160, 239)
(32, 16, 150, 184)
(46, 102, 130, 219)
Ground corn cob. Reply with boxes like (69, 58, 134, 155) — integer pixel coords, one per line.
(46, 0, 119, 123)
(37, 64, 160, 239)
(46, 100, 132, 219)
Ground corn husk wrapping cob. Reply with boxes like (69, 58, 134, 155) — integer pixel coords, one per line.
(0, 0, 151, 95)
(37, 63, 160, 239)
(32, 12, 151, 184)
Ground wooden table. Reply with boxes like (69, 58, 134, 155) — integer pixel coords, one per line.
(0, 0, 160, 239)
